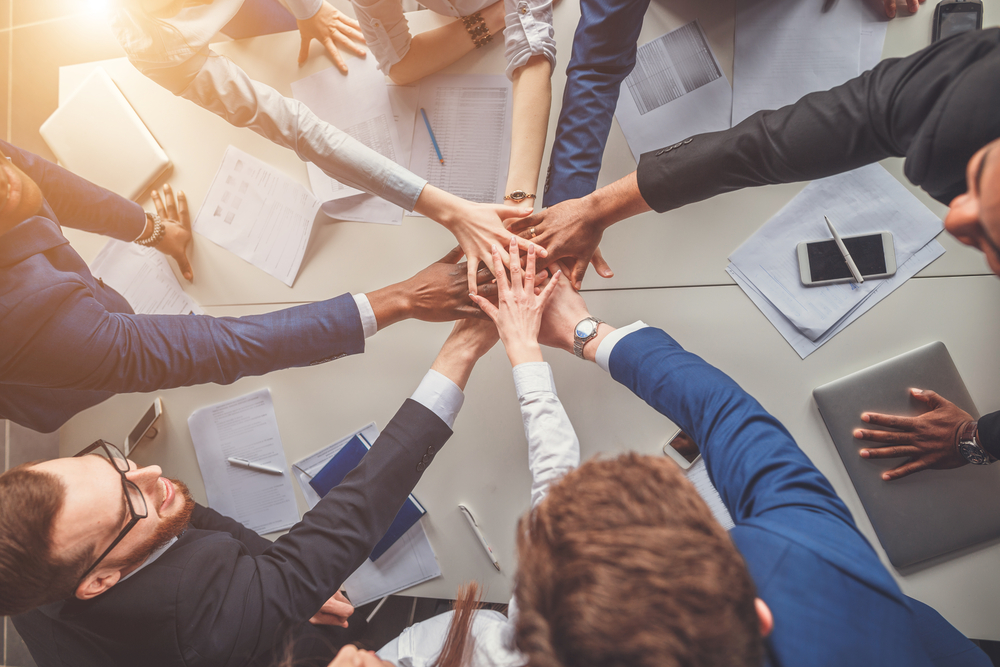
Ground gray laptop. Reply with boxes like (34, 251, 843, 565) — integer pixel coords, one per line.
(813, 341, 1000, 569)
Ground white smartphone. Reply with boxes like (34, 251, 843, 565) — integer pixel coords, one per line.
(124, 398, 163, 456)
(663, 428, 701, 470)
(797, 231, 896, 287)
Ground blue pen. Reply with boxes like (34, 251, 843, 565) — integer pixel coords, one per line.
(420, 108, 445, 165)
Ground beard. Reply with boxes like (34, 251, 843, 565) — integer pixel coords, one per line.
(116, 478, 196, 572)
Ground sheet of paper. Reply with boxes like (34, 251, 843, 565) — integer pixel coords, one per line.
(292, 422, 441, 605)
(860, 7, 889, 72)
(409, 73, 512, 205)
(727, 240, 944, 359)
(686, 458, 734, 530)
(90, 239, 203, 315)
(728, 164, 944, 341)
(732, 0, 863, 125)
(615, 21, 732, 163)
(188, 389, 299, 535)
(194, 146, 320, 287)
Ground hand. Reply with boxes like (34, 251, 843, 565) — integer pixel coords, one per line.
(536, 261, 594, 354)
(402, 246, 505, 321)
(881, 0, 924, 19)
(508, 197, 613, 290)
(470, 237, 560, 366)
(297, 1, 367, 72)
(309, 590, 354, 627)
(853, 388, 971, 481)
(325, 645, 389, 667)
(150, 184, 194, 281)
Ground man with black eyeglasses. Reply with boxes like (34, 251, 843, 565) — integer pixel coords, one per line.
(0, 317, 499, 667)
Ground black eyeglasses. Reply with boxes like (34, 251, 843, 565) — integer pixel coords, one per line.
(73, 440, 148, 581)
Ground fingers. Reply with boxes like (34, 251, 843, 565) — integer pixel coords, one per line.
(467, 259, 479, 296)
(857, 444, 918, 459)
(513, 231, 546, 257)
(496, 205, 532, 222)
(910, 387, 944, 409)
(162, 184, 178, 219)
(506, 214, 535, 234)
(508, 236, 523, 296)
(860, 411, 914, 430)
(298, 33, 311, 65)
(884, 0, 896, 18)
(491, 244, 512, 299)
(470, 292, 500, 322)
(439, 245, 464, 264)
(907, 0, 918, 11)
(853, 427, 912, 445)
(151, 188, 168, 220)
(570, 257, 589, 291)
(331, 28, 367, 57)
(591, 247, 614, 278)
(176, 190, 190, 229)
(882, 459, 928, 481)
(323, 38, 349, 74)
(523, 242, 538, 295)
(536, 269, 562, 309)
(175, 247, 194, 282)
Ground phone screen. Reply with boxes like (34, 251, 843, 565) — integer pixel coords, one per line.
(807, 234, 887, 282)
(128, 403, 159, 449)
(939, 5, 981, 40)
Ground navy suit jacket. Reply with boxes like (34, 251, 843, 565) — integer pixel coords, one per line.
(609, 327, 989, 666)
(13, 398, 450, 667)
(0, 140, 364, 433)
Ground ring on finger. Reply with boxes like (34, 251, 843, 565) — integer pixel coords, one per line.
(529, 227, 537, 238)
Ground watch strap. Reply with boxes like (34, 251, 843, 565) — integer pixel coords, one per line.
(573, 317, 604, 359)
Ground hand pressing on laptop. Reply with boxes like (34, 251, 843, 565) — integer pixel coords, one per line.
(147, 184, 194, 282)
(853, 388, 978, 481)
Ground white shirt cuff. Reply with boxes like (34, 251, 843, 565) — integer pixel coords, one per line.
(512, 362, 556, 398)
(283, 0, 323, 20)
(410, 369, 465, 430)
(353, 293, 378, 339)
(595, 321, 649, 373)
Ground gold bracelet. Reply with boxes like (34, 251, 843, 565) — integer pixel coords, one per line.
(462, 11, 493, 48)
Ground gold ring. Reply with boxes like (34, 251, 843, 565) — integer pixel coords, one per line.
(529, 227, 537, 238)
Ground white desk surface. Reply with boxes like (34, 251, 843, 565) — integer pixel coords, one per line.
(54, 0, 1000, 640)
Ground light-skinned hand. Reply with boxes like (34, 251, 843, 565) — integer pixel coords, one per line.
(297, 1, 367, 72)
(536, 260, 594, 354)
(150, 184, 194, 281)
(853, 388, 971, 481)
(308, 590, 354, 627)
(470, 237, 560, 367)
(881, 0, 925, 19)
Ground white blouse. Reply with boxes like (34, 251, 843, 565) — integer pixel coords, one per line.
(350, 0, 555, 80)
(111, 0, 427, 211)
(376, 361, 580, 667)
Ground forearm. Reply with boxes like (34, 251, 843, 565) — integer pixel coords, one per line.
(581, 171, 652, 233)
(430, 336, 481, 392)
(387, 1, 505, 85)
(504, 56, 552, 202)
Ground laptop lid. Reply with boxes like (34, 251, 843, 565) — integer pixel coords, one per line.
(813, 341, 1000, 569)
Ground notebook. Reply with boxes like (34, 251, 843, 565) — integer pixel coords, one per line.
(40, 68, 170, 200)
(308, 434, 426, 561)
(813, 341, 1000, 568)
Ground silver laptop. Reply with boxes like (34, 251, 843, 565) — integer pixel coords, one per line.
(813, 341, 1000, 569)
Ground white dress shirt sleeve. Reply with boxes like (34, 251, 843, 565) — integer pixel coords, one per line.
(410, 369, 465, 429)
(513, 362, 580, 509)
(502, 0, 556, 80)
(350, 0, 412, 73)
(595, 320, 649, 374)
(352, 293, 378, 339)
(282, 0, 323, 20)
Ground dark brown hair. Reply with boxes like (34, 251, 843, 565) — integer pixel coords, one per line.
(513, 453, 762, 667)
(0, 463, 91, 616)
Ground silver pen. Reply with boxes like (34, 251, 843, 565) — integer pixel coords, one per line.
(226, 456, 284, 475)
(824, 215, 864, 284)
(458, 504, 501, 572)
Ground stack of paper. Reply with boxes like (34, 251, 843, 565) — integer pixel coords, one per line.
(726, 164, 945, 359)
(90, 240, 202, 315)
(292, 423, 441, 607)
(193, 146, 321, 287)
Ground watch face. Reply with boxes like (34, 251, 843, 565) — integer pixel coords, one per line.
(509, 190, 527, 202)
(575, 319, 597, 339)
(959, 440, 990, 465)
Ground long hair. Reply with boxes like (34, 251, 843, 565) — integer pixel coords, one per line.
(432, 582, 484, 667)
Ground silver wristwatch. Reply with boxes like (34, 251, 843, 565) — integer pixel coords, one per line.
(957, 420, 993, 465)
(573, 317, 604, 359)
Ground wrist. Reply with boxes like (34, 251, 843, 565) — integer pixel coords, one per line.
(506, 342, 543, 367)
(582, 323, 614, 362)
(366, 281, 411, 330)
(414, 185, 463, 231)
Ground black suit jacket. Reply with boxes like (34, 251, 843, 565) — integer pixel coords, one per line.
(14, 398, 451, 667)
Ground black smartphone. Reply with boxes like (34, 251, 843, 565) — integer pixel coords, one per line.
(797, 232, 896, 286)
(933, 0, 983, 42)
(125, 398, 163, 456)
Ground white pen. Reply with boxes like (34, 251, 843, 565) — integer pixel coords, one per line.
(458, 504, 501, 572)
(226, 456, 284, 475)
(824, 215, 864, 284)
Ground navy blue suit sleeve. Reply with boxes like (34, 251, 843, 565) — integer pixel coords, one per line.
(542, 0, 649, 207)
(0, 289, 365, 392)
(0, 140, 146, 242)
(607, 327, 854, 527)
(175, 399, 452, 666)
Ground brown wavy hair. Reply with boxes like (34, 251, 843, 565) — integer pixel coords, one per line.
(512, 453, 762, 667)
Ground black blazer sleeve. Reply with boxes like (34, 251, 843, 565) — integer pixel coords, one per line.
(189, 503, 272, 557)
(636, 28, 1000, 211)
(175, 398, 452, 666)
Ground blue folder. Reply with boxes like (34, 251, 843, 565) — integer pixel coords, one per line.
(308, 435, 426, 561)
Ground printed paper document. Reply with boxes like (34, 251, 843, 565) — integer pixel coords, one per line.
(189, 389, 299, 535)
(410, 74, 512, 205)
(292, 423, 441, 606)
(615, 21, 732, 162)
(194, 146, 320, 286)
(90, 239, 202, 315)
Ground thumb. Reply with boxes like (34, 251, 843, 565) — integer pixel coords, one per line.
(496, 205, 533, 221)
(438, 245, 464, 264)
(910, 388, 942, 409)
(174, 249, 194, 282)
(571, 257, 589, 290)
(591, 247, 614, 278)
(298, 34, 310, 65)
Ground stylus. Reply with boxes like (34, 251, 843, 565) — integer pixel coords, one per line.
(226, 456, 284, 475)
(824, 215, 864, 284)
